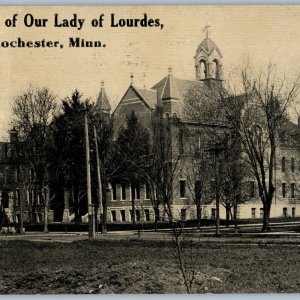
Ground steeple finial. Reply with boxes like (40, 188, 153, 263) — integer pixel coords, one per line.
(168, 66, 172, 76)
(101, 80, 104, 88)
(203, 25, 211, 39)
(130, 73, 134, 85)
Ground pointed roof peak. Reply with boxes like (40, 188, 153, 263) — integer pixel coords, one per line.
(161, 69, 180, 101)
(96, 81, 111, 112)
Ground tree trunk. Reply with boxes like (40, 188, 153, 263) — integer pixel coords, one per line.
(102, 189, 107, 234)
(154, 206, 159, 232)
(131, 186, 136, 225)
(196, 201, 201, 230)
(225, 204, 230, 228)
(43, 188, 49, 233)
(262, 202, 271, 232)
(233, 202, 238, 235)
(19, 186, 24, 234)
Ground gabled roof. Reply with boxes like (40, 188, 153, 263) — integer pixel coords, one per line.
(152, 76, 209, 102)
(96, 83, 111, 111)
(133, 86, 157, 109)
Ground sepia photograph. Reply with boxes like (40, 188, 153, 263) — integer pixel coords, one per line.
(0, 5, 299, 294)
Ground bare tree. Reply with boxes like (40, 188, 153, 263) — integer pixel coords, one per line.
(11, 85, 57, 232)
(221, 62, 300, 231)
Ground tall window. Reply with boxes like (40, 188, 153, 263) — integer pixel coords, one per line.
(145, 183, 150, 200)
(260, 208, 264, 218)
(291, 157, 295, 172)
(251, 208, 256, 218)
(250, 181, 255, 198)
(112, 183, 117, 201)
(111, 210, 117, 222)
(291, 183, 295, 198)
(211, 208, 216, 219)
(292, 207, 296, 218)
(120, 210, 126, 222)
(179, 180, 186, 198)
(283, 207, 287, 218)
(121, 184, 126, 200)
(282, 183, 286, 198)
(181, 209, 186, 221)
(145, 209, 150, 221)
(136, 184, 140, 200)
(282, 157, 286, 172)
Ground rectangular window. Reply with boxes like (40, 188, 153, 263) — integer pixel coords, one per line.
(282, 183, 286, 198)
(112, 183, 117, 201)
(250, 181, 255, 198)
(111, 210, 117, 222)
(282, 157, 286, 172)
(211, 208, 216, 219)
(131, 184, 136, 200)
(291, 183, 295, 198)
(136, 210, 141, 222)
(120, 210, 126, 222)
(15, 189, 20, 206)
(291, 157, 295, 172)
(136, 184, 140, 200)
(181, 209, 186, 221)
(180, 180, 186, 198)
(260, 208, 264, 218)
(283, 207, 287, 218)
(145, 183, 151, 200)
(292, 207, 296, 218)
(121, 184, 126, 200)
(145, 209, 150, 221)
(251, 208, 256, 218)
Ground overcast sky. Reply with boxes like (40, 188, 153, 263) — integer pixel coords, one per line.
(0, 5, 299, 138)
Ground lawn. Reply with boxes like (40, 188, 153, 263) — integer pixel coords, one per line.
(0, 238, 299, 294)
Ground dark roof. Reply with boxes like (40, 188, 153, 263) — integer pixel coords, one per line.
(133, 86, 157, 109)
(195, 38, 222, 57)
(96, 85, 111, 111)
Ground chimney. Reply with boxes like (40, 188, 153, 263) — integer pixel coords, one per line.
(298, 115, 300, 129)
(9, 128, 18, 143)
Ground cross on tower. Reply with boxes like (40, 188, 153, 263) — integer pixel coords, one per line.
(130, 73, 134, 85)
(203, 25, 211, 39)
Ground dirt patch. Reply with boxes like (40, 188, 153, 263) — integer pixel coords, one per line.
(0, 240, 299, 294)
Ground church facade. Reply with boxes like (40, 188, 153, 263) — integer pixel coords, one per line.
(104, 35, 300, 223)
(0, 34, 299, 226)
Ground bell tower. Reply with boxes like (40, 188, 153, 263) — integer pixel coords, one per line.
(194, 26, 223, 82)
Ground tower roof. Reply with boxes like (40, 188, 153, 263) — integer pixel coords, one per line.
(96, 81, 111, 112)
(195, 38, 222, 57)
(161, 68, 180, 101)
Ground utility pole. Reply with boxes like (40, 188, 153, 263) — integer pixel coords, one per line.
(94, 125, 103, 234)
(84, 107, 95, 239)
(206, 140, 226, 236)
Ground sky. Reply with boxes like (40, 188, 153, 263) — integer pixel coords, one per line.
(0, 5, 299, 138)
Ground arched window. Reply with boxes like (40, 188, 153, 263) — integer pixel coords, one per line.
(212, 59, 219, 79)
(198, 59, 207, 79)
(164, 112, 170, 118)
(251, 124, 263, 148)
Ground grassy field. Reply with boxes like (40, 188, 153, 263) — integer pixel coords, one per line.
(0, 238, 299, 294)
